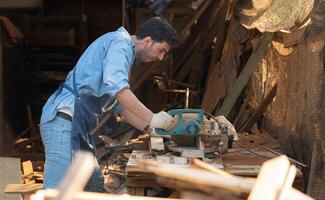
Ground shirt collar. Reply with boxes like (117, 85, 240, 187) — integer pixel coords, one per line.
(117, 27, 136, 53)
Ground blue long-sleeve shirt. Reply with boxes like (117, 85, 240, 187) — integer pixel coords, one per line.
(40, 27, 135, 124)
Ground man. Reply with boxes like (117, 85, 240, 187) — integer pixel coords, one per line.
(39, 17, 179, 191)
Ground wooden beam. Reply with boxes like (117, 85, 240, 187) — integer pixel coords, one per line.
(217, 32, 274, 117)
(136, 158, 254, 193)
(5, 183, 43, 194)
(22, 160, 35, 184)
(248, 156, 293, 200)
(136, 156, 313, 200)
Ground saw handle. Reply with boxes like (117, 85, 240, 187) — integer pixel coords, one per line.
(155, 109, 204, 135)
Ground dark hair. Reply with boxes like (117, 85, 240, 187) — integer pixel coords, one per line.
(136, 17, 180, 47)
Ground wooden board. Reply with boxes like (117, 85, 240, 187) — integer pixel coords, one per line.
(248, 156, 291, 200)
(149, 137, 165, 153)
(22, 161, 35, 184)
(4, 184, 43, 194)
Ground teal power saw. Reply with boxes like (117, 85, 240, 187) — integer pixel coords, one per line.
(155, 109, 237, 156)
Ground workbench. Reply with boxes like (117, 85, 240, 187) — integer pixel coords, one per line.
(125, 133, 305, 196)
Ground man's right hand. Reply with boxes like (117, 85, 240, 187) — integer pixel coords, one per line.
(149, 111, 173, 130)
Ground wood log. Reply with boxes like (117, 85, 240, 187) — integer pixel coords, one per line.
(235, 0, 314, 32)
(217, 32, 274, 117)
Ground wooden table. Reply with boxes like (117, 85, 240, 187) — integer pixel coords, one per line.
(125, 133, 304, 196)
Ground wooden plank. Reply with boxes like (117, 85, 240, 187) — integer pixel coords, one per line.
(0, 157, 21, 200)
(168, 146, 204, 158)
(22, 160, 35, 184)
(248, 155, 290, 200)
(156, 155, 170, 163)
(149, 137, 165, 153)
(136, 159, 254, 193)
(278, 165, 297, 200)
(127, 187, 145, 196)
(217, 32, 274, 117)
(191, 159, 234, 178)
(0, 0, 42, 8)
(137, 156, 312, 200)
(238, 83, 277, 132)
(172, 157, 187, 165)
(4, 184, 43, 194)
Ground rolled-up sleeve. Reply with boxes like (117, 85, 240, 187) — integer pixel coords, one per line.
(102, 38, 133, 97)
(113, 101, 124, 114)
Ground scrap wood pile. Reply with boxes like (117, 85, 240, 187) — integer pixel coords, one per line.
(27, 151, 313, 200)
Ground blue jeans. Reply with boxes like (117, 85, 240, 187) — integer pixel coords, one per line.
(40, 115, 73, 188)
(40, 115, 103, 191)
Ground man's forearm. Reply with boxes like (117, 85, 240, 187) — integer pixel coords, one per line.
(120, 109, 146, 131)
(116, 88, 153, 123)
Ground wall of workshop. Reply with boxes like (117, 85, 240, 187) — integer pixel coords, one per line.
(44, 0, 123, 43)
(0, 9, 39, 135)
(1, 0, 123, 137)
(248, 1, 325, 198)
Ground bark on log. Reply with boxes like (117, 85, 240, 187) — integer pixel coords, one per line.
(246, 0, 325, 198)
(235, 0, 314, 32)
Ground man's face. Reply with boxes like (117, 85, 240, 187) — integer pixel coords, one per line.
(138, 37, 170, 63)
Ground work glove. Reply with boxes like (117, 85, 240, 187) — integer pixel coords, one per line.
(149, 111, 173, 130)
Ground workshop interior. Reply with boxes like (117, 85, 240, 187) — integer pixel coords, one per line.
(0, 0, 324, 200)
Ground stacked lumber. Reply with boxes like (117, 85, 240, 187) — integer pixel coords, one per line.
(26, 151, 313, 200)
(136, 156, 313, 200)
(29, 151, 181, 200)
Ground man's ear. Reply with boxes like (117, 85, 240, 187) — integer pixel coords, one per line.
(142, 36, 153, 47)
